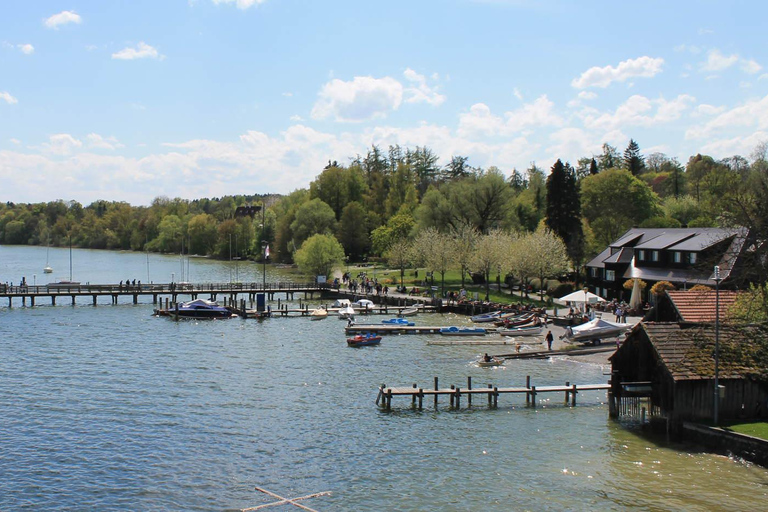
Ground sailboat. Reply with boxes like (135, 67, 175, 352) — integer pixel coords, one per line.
(43, 240, 53, 273)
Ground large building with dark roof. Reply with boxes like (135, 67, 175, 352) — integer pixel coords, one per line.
(586, 227, 749, 301)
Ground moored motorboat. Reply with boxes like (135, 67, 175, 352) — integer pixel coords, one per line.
(158, 299, 234, 319)
(497, 324, 544, 337)
(310, 307, 328, 320)
(346, 333, 382, 347)
(338, 305, 356, 319)
(471, 311, 502, 323)
(440, 326, 487, 336)
(397, 306, 420, 317)
(382, 317, 414, 326)
(563, 318, 633, 344)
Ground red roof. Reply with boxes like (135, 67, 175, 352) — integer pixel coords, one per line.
(666, 290, 740, 323)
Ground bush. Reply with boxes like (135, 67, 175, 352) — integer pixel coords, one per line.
(549, 282, 574, 297)
(650, 280, 675, 296)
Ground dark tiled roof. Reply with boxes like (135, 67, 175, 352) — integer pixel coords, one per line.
(634, 232, 695, 250)
(603, 247, 633, 264)
(611, 231, 644, 248)
(666, 290, 741, 323)
(668, 228, 743, 252)
(586, 247, 612, 269)
(643, 322, 768, 382)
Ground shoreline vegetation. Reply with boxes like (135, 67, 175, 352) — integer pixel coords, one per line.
(2, 142, 766, 311)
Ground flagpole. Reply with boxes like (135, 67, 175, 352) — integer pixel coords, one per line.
(261, 240, 268, 290)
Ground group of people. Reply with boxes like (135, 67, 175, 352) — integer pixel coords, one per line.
(119, 280, 141, 291)
(342, 272, 389, 296)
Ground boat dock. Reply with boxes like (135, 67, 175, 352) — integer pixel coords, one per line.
(236, 304, 437, 319)
(345, 324, 484, 335)
(377, 376, 610, 410)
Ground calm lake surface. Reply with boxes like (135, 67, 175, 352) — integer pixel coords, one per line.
(2, 245, 768, 511)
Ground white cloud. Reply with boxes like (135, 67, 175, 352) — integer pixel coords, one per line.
(9, 138, 21, 145)
(44, 10, 82, 29)
(40, 134, 83, 155)
(403, 68, 446, 106)
(0, 91, 18, 104)
(18, 44, 34, 55)
(700, 131, 768, 158)
(513, 88, 523, 101)
(211, 0, 267, 9)
(282, 92, 293, 97)
(693, 104, 726, 117)
(582, 94, 695, 131)
(311, 76, 403, 122)
(700, 49, 738, 72)
(86, 133, 124, 150)
(674, 44, 701, 54)
(686, 94, 768, 139)
(567, 90, 597, 108)
(112, 42, 164, 60)
(289, 114, 303, 122)
(571, 56, 664, 89)
(741, 59, 762, 75)
(458, 95, 561, 138)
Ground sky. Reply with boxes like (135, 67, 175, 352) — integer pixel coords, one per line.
(1, 0, 767, 206)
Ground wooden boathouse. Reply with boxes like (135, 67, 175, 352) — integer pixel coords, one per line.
(609, 322, 768, 424)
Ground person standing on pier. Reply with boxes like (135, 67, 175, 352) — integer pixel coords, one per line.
(545, 330, 554, 351)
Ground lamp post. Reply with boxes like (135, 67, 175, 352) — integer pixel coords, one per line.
(261, 240, 267, 290)
(714, 265, 721, 425)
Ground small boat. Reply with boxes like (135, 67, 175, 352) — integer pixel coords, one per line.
(477, 357, 504, 367)
(494, 313, 535, 327)
(43, 239, 53, 273)
(563, 318, 633, 344)
(346, 333, 382, 347)
(333, 299, 352, 308)
(397, 306, 420, 317)
(354, 299, 374, 310)
(382, 318, 414, 326)
(440, 326, 487, 336)
(471, 311, 502, 323)
(310, 308, 328, 320)
(338, 305, 356, 319)
(160, 299, 234, 319)
(498, 324, 544, 337)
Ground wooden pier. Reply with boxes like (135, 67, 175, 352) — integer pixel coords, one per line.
(236, 304, 437, 319)
(376, 375, 610, 410)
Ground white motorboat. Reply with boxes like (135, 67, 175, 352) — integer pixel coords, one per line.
(338, 305, 356, 319)
(310, 308, 328, 320)
(563, 318, 633, 343)
(397, 306, 419, 317)
(498, 325, 544, 337)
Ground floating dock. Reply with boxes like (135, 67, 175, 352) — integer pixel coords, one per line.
(345, 325, 482, 335)
(377, 376, 610, 410)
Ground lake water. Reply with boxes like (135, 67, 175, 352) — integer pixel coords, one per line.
(2, 245, 768, 511)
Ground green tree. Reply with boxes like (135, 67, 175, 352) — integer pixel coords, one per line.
(385, 238, 413, 288)
(188, 213, 218, 255)
(294, 233, 345, 278)
(545, 159, 584, 278)
(412, 228, 455, 297)
(581, 169, 661, 246)
(624, 139, 645, 176)
(337, 201, 370, 260)
(290, 198, 337, 248)
(370, 210, 415, 255)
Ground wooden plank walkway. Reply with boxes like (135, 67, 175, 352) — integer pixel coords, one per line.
(377, 376, 610, 410)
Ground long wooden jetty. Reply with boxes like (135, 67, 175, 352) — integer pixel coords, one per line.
(345, 324, 478, 335)
(377, 376, 610, 410)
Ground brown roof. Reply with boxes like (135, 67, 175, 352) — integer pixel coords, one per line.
(643, 322, 768, 382)
(666, 290, 740, 323)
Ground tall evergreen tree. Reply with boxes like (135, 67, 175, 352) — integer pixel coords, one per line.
(545, 159, 584, 280)
(589, 158, 598, 175)
(624, 139, 645, 176)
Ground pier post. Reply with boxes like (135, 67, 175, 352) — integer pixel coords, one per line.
(51, 296, 56, 306)
(7, 297, 10, 308)
(93, 295, 97, 306)
(608, 391, 617, 418)
(526, 376, 531, 405)
(30, 296, 35, 307)
(565, 381, 570, 405)
(412, 383, 417, 406)
(418, 389, 423, 410)
(434, 377, 438, 408)
(153, 294, 157, 304)
(71, 295, 75, 306)
(386, 389, 392, 411)
(493, 386, 498, 408)
(571, 384, 577, 406)
(133, 294, 138, 304)
(450, 385, 455, 407)
(22, 297, 26, 307)
(455, 387, 461, 408)
(530, 386, 537, 407)
(488, 384, 493, 407)
(467, 377, 472, 407)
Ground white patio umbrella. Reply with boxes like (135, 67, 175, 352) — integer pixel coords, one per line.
(629, 278, 643, 312)
(556, 290, 606, 305)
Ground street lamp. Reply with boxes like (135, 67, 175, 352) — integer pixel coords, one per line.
(261, 240, 268, 290)
(714, 265, 721, 425)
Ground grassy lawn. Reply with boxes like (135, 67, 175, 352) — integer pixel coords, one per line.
(344, 265, 551, 307)
(721, 421, 768, 441)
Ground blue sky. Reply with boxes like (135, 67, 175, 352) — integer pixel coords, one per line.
(1, 0, 767, 205)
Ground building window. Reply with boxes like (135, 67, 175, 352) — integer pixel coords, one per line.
(652, 250, 659, 262)
(605, 270, 615, 281)
(689, 253, 697, 264)
(590, 267, 597, 277)
(673, 251, 681, 263)
(637, 249, 645, 261)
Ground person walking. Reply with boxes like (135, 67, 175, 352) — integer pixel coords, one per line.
(545, 330, 554, 351)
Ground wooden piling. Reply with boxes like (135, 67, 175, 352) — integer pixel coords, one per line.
(418, 388, 423, 410)
(467, 377, 472, 406)
(571, 384, 577, 406)
(434, 377, 438, 407)
(412, 383, 417, 406)
(565, 381, 570, 405)
(526, 375, 531, 405)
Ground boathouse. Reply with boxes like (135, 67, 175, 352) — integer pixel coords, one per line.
(610, 322, 768, 423)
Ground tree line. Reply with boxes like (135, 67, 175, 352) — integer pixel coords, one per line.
(2, 140, 767, 297)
